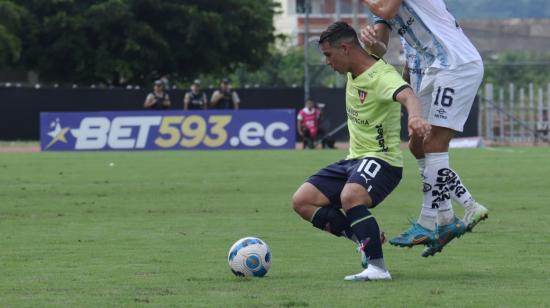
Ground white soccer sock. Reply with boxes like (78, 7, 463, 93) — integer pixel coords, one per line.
(424, 152, 455, 226)
(417, 158, 426, 179)
(447, 167, 476, 208)
(369, 258, 387, 271)
(416, 158, 437, 230)
(418, 208, 437, 231)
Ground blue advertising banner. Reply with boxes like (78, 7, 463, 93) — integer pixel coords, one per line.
(40, 110, 295, 151)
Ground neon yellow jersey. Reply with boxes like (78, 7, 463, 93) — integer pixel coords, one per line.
(345, 59, 409, 167)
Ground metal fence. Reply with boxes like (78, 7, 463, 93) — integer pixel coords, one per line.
(479, 83, 550, 145)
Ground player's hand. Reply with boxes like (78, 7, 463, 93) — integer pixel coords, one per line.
(408, 116, 431, 138)
(360, 25, 378, 49)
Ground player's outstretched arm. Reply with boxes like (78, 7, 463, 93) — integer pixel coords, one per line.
(362, 0, 402, 20)
(360, 23, 390, 57)
(395, 87, 431, 138)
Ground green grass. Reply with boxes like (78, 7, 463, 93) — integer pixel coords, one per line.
(1, 148, 549, 307)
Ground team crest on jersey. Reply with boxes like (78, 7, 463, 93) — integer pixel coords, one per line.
(358, 90, 367, 103)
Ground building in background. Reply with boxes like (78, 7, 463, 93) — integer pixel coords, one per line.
(274, 0, 371, 46)
(274, 1, 550, 66)
(273, 0, 403, 64)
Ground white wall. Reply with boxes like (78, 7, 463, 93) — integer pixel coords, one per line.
(273, 0, 298, 45)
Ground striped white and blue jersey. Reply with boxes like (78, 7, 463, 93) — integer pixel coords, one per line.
(401, 37, 424, 93)
(373, 0, 481, 70)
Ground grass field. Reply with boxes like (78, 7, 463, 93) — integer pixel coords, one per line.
(1, 147, 549, 307)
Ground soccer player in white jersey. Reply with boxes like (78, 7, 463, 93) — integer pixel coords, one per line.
(360, 0, 489, 257)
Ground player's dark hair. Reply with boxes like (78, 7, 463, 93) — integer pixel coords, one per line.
(318, 21, 359, 46)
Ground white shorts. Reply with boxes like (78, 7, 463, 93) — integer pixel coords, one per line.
(416, 61, 484, 132)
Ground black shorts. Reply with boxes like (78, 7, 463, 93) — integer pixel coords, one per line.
(307, 157, 402, 208)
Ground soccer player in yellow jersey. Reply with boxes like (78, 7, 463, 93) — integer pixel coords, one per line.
(292, 21, 430, 281)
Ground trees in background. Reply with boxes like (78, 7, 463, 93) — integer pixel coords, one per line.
(0, 0, 278, 86)
(2, 0, 550, 88)
(484, 51, 550, 86)
(0, 1, 28, 66)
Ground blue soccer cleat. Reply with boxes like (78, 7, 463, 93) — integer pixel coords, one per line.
(422, 217, 466, 257)
(389, 222, 435, 248)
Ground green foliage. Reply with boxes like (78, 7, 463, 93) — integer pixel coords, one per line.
(0, 148, 550, 306)
(445, 0, 550, 19)
(484, 51, 550, 86)
(0, 1, 27, 66)
(220, 44, 339, 88)
(4, 0, 279, 85)
(230, 46, 307, 88)
(249, 46, 307, 87)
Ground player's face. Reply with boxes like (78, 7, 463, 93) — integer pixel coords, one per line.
(320, 41, 347, 74)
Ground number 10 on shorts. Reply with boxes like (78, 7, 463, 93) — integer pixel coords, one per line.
(357, 159, 382, 191)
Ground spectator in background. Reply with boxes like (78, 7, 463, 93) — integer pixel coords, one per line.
(210, 78, 240, 110)
(184, 79, 207, 110)
(297, 99, 321, 149)
(144, 80, 171, 110)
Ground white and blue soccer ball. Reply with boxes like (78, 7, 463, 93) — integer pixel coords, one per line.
(228, 237, 271, 277)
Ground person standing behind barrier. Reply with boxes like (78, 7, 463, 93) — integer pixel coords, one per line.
(184, 79, 208, 110)
(144, 80, 171, 110)
(210, 78, 240, 110)
(297, 99, 321, 149)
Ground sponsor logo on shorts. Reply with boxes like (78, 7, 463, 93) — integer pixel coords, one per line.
(357, 159, 381, 192)
(434, 108, 447, 120)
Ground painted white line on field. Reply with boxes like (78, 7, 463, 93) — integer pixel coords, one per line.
(482, 147, 526, 154)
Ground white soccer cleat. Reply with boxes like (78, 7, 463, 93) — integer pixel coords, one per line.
(463, 201, 489, 232)
(344, 265, 392, 281)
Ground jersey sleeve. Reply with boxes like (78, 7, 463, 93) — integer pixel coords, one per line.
(372, 14, 392, 30)
(378, 67, 410, 102)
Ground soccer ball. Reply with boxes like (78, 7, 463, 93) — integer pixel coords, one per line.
(227, 237, 271, 277)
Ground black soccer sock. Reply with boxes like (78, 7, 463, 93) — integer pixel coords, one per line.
(346, 205, 383, 260)
(311, 207, 353, 238)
